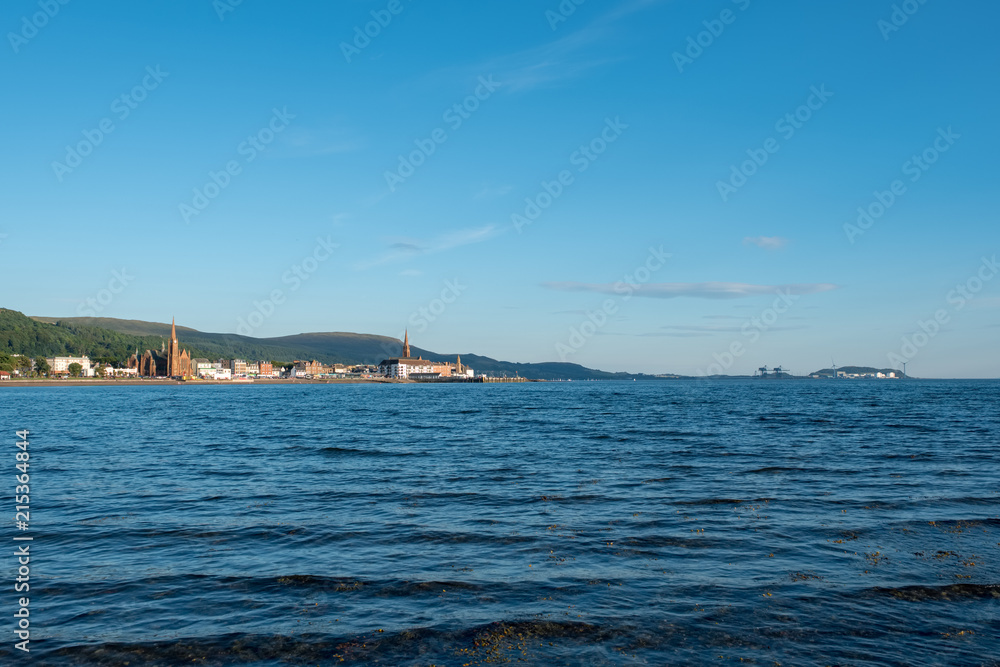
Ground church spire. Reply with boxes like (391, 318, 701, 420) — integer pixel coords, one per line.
(402, 330, 411, 358)
(171, 317, 177, 342)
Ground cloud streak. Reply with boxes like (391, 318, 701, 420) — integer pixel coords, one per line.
(542, 281, 838, 300)
(416, 0, 666, 93)
(354, 225, 499, 269)
(743, 236, 789, 250)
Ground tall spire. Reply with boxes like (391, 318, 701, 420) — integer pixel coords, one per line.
(402, 330, 411, 358)
(171, 317, 177, 342)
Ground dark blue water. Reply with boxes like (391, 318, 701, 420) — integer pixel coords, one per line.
(2, 380, 998, 665)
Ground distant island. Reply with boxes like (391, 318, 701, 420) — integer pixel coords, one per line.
(0, 308, 909, 382)
(808, 366, 904, 379)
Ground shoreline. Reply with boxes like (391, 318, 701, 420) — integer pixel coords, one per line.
(0, 378, 412, 387)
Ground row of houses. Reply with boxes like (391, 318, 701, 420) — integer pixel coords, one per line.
(0, 327, 476, 382)
(0, 356, 366, 380)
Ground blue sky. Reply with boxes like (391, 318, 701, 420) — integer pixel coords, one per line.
(1, 0, 998, 377)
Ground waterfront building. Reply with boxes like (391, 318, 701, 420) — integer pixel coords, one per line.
(166, 319, 192, 377)
(429, 355, 474, 378)
(294, 360, 324, 376)
(137, 319, 192, 378)
(46, 355, 94, 377)
(380, 357, 433, 379)
(138, 348, 166, 376)
(378, 331, 472, 379)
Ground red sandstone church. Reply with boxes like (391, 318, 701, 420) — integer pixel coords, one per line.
(128, 318, 193, 378)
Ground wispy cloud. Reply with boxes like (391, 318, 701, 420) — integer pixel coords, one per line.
(281, 126, 364, 157)
(473, 184, 513, 200)
(354, 224, 499, 269)
(744, 236, 789, 250)
(637, 331, 713, 338)
(970, 296, 1000, 310)
(542, 282, 838, 300)
(658, 324, 808, 334)
(417, 0, 665, 93)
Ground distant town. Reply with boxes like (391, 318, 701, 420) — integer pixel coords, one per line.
(0, 312, 913, 384)
(0, 319, 535, 383)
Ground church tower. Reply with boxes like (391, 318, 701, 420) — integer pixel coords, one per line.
(168, 317, 180, 377)
(402, 330, 411, 358)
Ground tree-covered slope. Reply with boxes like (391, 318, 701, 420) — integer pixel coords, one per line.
(14, 311, 634, 379)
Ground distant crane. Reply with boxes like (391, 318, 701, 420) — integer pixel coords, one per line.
(831, 357, 839, 379)
(757, 365, 769, 377)
(774, 365, 788, 377)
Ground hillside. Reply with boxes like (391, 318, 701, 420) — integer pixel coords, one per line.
(8, 310, 633, 380)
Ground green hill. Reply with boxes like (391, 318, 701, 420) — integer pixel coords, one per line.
(2, 310, 635, 380)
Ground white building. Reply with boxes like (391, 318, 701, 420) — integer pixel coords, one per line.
(379, 358, 434, 379)
(46, 356, 93, 377)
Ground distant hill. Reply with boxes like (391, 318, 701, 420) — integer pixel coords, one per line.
(7, 310, 636, 380)
(811, 366, 906, 378)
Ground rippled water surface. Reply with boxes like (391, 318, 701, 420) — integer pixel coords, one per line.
(2, 380, 999, 665)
